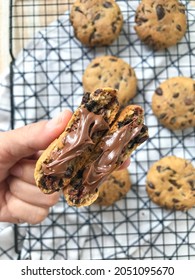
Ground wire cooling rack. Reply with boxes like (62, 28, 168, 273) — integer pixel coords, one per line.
(8, 0, 195, 259)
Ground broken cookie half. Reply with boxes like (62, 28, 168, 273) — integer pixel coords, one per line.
(34, 88, 148, 207)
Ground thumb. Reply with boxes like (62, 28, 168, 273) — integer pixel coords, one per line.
(0, 110, 72, 166)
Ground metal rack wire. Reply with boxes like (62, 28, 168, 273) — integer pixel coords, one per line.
(8, 0, 195, 259)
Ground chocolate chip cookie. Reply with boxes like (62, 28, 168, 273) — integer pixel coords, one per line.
(146, 156, 195, 211)
(35, 88, 120, 195)
(83, 56, 137, 106)
(35, 88, 148, 207)
(134, 0, 187, 50)
(70, 0, 123, 47)
(95, 169, 131, 206)
(152, 77, 195, 130)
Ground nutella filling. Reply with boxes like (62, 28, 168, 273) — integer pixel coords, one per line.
(42, 108, 109, 176)
(81, 123, 143, 195)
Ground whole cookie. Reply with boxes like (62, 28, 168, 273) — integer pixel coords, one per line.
(146, 156, 195, 211)
(95, 169, 131, 206)
(152, 77, 195, 130)
(83, 56, 137, 105)
(70, 0, 123, 47)
(134, 0, 187, 50)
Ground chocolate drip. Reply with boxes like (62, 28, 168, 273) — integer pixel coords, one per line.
(42, 108, 109, 176)
(82, 124, 143, 194)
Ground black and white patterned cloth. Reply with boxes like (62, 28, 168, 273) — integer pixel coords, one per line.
(0, 1, 195, 260)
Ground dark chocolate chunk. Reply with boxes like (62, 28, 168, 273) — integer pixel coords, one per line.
(155, 192, 161, 196)
(85, 100, 97, 112)
(188, 180, 195, 190)
(75, 6, 84, 14)
(64, 166, 74, 178)
(94, 89, 103, 95)
(170, 117, 177, 124)
(103, 2, 113, 8)
(156, 5, 166, 21)
(89, 29, 96, 43)
(172, 198, 180, 203)
(155, 87, 163, 96)
(112, 22, 117, 33)
(94, 13, 101, 21)
(168, 187, 173, 192)
(156, 165, 162, 172)
(82, 92, 90, 103)
(92, 63, 100, 68)
(114, 83, 120, 90)
(169, 179, 181, 189)
(148, 182, 155, 189)
(173, 92, 179, 98)
(159, 113, 167, 119)
(176, 24, 182, 31)
(137, 135, 148, 144)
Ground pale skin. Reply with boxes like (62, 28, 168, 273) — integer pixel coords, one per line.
(0, 110, 130, 225)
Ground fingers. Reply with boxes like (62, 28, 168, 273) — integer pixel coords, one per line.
(10, 159, 36, 185)
(5, 191, 50, 224)
(8, 176, 60, 208)
(0, 109, 73, 177)
(5, 176, 60, 224)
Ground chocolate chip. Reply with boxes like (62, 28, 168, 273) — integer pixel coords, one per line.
(148, 182, 155, 189)
(103, 2, 113, 8)
(94, 89, 103, 95)
(136, 17, 148, 25)
(89, 29, 96, 43)
(64, 166, 74, 178)
(179, 9, 185, 14)
(155, 192, 161, 196)
(94, 13, 101, 21)
(169, 179, 181, 189)
(159, 113, 167, 119)
(170, 117, 177, 124)
(188, 180, 195, 190)
(75, 6, 83, 14)
(155, 87, 163, 95)
(156, 5, 166, 21)
(156, 165, 162, 172)
(112, 22, 117, 33)
(176, 24, 182, 31)
(82, 92, 90, 103)
(114, 83, 120, 90)
(172, 198, 180, 203)
(141, 125, 148, 134)
(173, 92, 179, 98)
(92, 63, 100, 68)
(85, 100, 97, 112)
(168, 187, 173, 192)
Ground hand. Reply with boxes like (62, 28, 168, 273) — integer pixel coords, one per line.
(0, 110, 72, 224)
